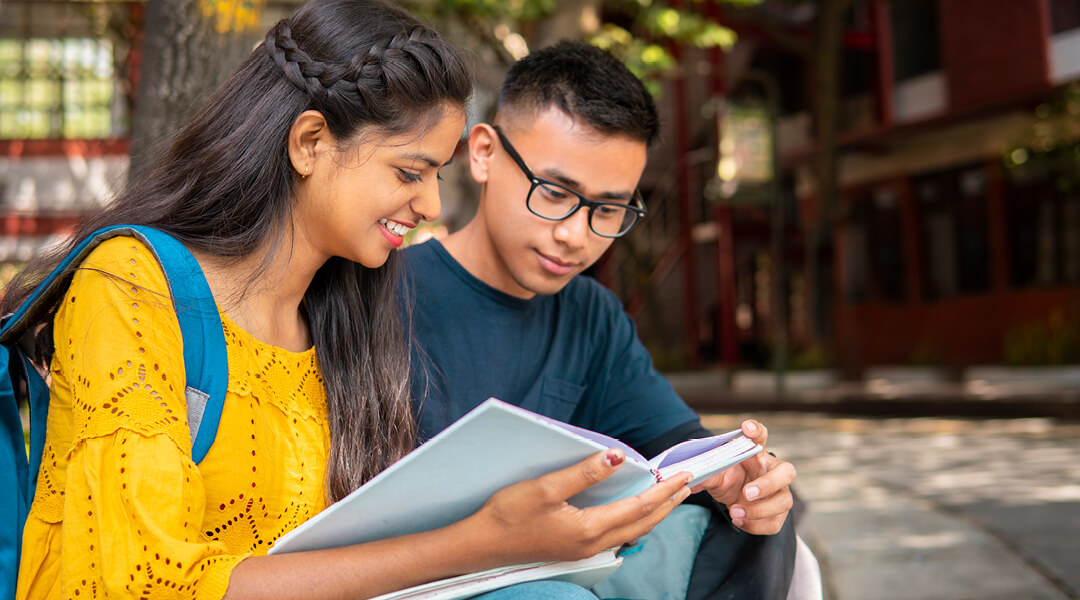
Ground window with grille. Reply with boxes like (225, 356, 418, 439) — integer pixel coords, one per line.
(0, 37, 117, 139)
(0, 0, 137, 141)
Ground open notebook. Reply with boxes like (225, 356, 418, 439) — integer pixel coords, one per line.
(269, 398, 762, 598)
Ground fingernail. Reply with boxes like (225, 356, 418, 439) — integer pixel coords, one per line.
(677, 487, 692, 501)
(745, 422, 758, 435)
(731, 507, 746, 519)
(732, 518, 745, 528)
(606, 451, 624, 467)
(683, 474, 694, 486)
(745, 485, 760, 500)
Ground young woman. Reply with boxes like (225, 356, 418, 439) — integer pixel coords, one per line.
(7, 1, 693, 598)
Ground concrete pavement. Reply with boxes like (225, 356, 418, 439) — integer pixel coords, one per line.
(698, 412, 1080, 600)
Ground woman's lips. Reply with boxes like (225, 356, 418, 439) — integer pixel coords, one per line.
(379, 218, 412, 247)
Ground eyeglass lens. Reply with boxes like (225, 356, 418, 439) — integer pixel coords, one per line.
(528, 182, 638, 237)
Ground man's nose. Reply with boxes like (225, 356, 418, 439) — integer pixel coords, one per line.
(552, 206, 591, 249)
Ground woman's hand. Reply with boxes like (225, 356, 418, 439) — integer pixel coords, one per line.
(463, 448, 693, 564)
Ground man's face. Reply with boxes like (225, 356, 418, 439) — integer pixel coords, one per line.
(467, 107, 648, 299)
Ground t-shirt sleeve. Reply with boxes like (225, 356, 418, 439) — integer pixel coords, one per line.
(18, 238, 245, 600)
(571, 280, 701, 453)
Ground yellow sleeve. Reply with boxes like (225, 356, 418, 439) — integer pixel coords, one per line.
(18, 237, 247, 600)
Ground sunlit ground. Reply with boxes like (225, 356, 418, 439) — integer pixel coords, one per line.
(700, 413, 1080, 600)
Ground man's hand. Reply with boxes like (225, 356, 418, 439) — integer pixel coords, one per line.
(691, 420, 796, 535)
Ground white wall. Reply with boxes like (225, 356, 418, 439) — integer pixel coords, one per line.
(1051, 28, 1080, 84)
(0, 153, 126, 212)
(893, 71, 948, 123)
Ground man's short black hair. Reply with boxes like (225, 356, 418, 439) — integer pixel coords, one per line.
(497, 41, 660, 146)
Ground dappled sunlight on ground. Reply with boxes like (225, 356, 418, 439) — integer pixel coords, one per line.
(701, 413, 1080, 508)
(699, 412, 1080, 599)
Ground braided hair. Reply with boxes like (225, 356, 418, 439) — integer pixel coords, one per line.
(2, 0, 473, 503)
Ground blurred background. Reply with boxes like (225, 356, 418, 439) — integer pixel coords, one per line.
(6, 0, 1080, 398)
(3, 2, 1079, 598)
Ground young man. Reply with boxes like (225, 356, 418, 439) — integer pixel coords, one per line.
(404, 41, 800, 599)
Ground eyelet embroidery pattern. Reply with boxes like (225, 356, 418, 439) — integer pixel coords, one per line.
(23, 238, 330, 599)
(199, 312, 327, 555)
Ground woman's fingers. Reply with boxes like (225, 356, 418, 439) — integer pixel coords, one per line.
(480, 453, 694, 562)
(583, 471, 691, 528)
(528, 448, 627, 504)
(585, 474, 693, 549)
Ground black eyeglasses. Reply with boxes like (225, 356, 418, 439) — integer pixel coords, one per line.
(493, 126, 646, 238)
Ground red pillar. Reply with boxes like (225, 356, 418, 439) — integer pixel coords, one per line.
(985, 159, 1012, 293)
(706, 2, 739, 365)
(671, 42, 700, 368)
(871, 1, 895, 127)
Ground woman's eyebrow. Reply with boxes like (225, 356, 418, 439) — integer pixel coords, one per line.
(402, 152, 453, 168)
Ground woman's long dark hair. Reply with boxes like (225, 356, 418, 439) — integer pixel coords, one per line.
(1, 0, 472, 503)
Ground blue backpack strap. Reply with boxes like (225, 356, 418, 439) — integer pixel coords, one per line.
(0, 226, 228, 599)
(0, 225, 228, 461)
(0, 347, 46, 600)
(0, 226, 227, 599)
(118, 226, 228, 464)
(0, 225, 132, 600)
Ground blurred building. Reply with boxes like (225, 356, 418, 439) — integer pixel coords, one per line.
(5, 0, 1078, 374)
(608, 0, 1080, 375)
(0, 1, 138, 271)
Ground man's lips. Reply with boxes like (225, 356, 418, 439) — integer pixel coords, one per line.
(536, 250, 578, 275)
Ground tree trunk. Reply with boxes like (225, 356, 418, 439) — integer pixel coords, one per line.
(806, 0, 846, 348)
(129, 0, 263, 179)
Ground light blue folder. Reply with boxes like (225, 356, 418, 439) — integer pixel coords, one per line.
(269, 398, 760, 556)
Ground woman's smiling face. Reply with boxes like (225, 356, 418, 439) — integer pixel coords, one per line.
(294, 105, 466, 268)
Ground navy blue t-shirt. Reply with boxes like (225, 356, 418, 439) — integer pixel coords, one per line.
(402, 240, 798, 599)
(402, 239, 699, 450)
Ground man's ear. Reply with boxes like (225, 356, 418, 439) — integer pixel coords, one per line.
(468, 123, 497, 184)
(288, 110, 332, 178)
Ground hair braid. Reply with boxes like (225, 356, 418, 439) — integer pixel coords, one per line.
(265, 23, 329, 99)
(266, 22, 464, 131)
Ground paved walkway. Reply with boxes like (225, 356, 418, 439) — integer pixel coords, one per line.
(699, 412, 1080, 600)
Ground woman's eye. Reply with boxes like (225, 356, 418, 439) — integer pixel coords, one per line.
(398, 169, 423, 184)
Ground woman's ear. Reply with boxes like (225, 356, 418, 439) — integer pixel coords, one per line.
(468, 123, 497, 185)
(288, 110, 331, 178)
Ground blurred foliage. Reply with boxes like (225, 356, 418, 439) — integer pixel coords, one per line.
(786, 344, 831, 370)
(906, 339, 942, 367)
(1004, 83, 1080, 193)
(1003, 310, 1080, 366)
(402, 0, 757, 95)
(647, 341, 690, 372)
(198, 0, 267, 34)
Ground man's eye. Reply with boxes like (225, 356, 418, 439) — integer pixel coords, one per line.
(539, 184, 570, 200)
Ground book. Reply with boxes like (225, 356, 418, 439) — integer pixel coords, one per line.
(369, 549, 622, 600)
(268, 398, 763, 597)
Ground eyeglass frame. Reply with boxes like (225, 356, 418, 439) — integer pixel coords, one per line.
(492, 125, 647, 238)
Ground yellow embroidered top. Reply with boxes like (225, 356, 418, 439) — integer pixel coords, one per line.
(16, 237, 330, 600)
